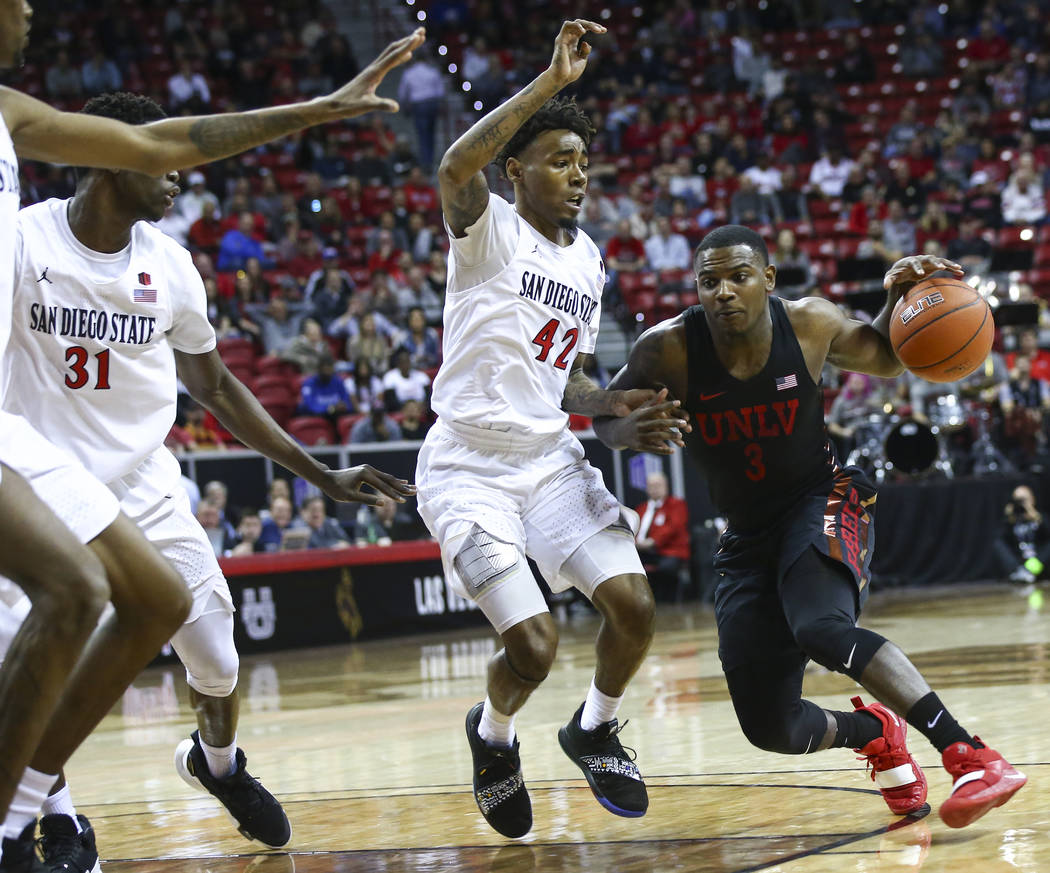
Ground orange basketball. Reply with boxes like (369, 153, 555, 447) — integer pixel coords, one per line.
(889, 276, 994, 383)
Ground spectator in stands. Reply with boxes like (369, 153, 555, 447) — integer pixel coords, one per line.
(203, 480, 239, 546)
(298, 496, 351, 549)
(287, 230, 326, 280)
(882, 200, 917, 258)
(257, 297, 307, 356)
(397, 51, 446, 171)
(299, 354, 354, 421)
(856, 219, 898, 268)
(883, 103, 926, 160)
(995, 485, 1050, 584)
(346, 311, 391, 374)
(835, 30, 875, 83)
(606, 219, 647, 278)
(398, 306, 441, 370)
(398, 399, 431, 440)
(217, 212, 271, 271)
(321, 31, 359, 84)
(80, 45, 122, 96)
(281, 318, 329, 374)
(999, 355, 1050, 468)
(367, 228, 404, 275)
(771, 229, 814, 300)
(827, 372, 880, 459)
(771, 164, 809, 223)
(230, 510, 264, 556)
(1001, 167, 1047, 226)
(197, 499, 236, 558)
(808, 146, 854, 199)
(404, 164, 439, 213)
(742, 151, 782, 195)
(309, 266, 354, 331)
(1006, 328, 1050, 381)
(383, 346, 431, 411)
(168, 56, 211, 111)
(45, 50, 82, 98)
(884, 158, 927, 217)
(299, 60, 334, 98)
(368, 269, 406, 323)
(729, 174, 773, 226)
(917, 200, 952, 245)
(965, 171, 1003, 228)
(178, 171, 220, 224)
(354, 498, 420, 546)
(258, 496, 296, 552)
(946, 214, 993, 274)
(344, 357, 385, 412)
(900, 32, 943, 78)
(969, 17, 1010, 73)
(406, 212, 436, 263)
(188, 200, 225, 256)
(254, 172, 285, 229)
(425, 249, 447, 298)
(644, 216, 691, 272)
(634, 471, 690, 603)
(349, 403, 403, 444)
(848, 185, 887, 236)
(183, 403, 226, 450)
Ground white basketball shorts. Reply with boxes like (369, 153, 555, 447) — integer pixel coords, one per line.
(108, 447, 233, 623)
(416, 420, 643, 609)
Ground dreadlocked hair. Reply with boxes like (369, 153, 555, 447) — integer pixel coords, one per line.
(493, 96, 595, 178)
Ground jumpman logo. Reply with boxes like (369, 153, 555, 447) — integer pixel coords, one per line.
(36, 267, 53, 284)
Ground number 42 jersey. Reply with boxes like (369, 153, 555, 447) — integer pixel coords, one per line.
(4, 198, 216, 483)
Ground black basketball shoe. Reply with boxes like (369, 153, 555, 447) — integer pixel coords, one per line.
(0, 821, 46, 873)
(174, 730, 291, 847)
(38, 815, 98, 873)
(465, 702, 532, 839)
(558, 703, 648, 817)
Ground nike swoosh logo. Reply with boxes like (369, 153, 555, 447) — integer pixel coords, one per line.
(699, 391, 726, 401)
(843, 643, 857, 670)
(927, 710, 944, 729)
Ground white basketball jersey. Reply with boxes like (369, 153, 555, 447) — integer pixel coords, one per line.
(432, 193, 605, 440)
(5, 199, 216, 482)
(0, 110, 20, 403)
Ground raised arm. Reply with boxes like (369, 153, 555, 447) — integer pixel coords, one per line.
(825, 254, 965, 377)
(590, 322, 691, 455)
(1, 29, 425, 173)
(175, 349, 416, 507)
(437, 19, 605, 236)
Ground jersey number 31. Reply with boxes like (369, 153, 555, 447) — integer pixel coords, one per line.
(65, 347, 111, 390)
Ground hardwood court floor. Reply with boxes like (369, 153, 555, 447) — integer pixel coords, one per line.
(66, 583, 1048, 873)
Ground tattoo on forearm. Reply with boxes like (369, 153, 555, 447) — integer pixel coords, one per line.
(562, 371, 602, 414)
(188, 109, 311, 158)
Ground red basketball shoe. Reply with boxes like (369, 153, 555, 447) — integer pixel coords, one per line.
(851, 696, 928, 815)
(939, 739, 1026, 828)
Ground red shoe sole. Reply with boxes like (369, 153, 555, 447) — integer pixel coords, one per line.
(939, 771, 1027, 828)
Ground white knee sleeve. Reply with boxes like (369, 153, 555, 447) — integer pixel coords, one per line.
(169, 595, 239, 698)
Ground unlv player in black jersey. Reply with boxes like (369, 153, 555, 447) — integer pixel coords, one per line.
(594, 225, 1025, 829)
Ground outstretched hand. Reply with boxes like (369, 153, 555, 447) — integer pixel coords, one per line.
(324, 28, 426, 118)
(609, 388, 691, 456)
(883, 255, 964, 291)
(546, 19, 607, 86)
(321, 465, 417, 507)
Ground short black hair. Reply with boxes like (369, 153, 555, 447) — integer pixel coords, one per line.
(494, 96, 595, 178)
(76, 92, 166, 181)
(693, 224, 770, 272)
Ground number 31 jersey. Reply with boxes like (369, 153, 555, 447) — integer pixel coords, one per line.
(432, 193, 605, 441)
(4, 198, 216, 483)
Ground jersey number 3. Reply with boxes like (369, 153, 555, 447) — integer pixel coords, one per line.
(65, 347, 111, 390)
(532, 318, 579, 371)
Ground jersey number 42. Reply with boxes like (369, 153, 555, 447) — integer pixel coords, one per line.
(531, 318, 579, 371)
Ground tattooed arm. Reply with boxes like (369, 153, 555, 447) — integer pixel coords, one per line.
(1, 29, 425, 173)
(438, 19, 606, 236)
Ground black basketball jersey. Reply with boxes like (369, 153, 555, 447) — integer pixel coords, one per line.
(682, 297, 839, 531)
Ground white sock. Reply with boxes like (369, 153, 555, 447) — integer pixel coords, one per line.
(3, 767, 57, 839)
(200, 736, 238, 779)
(580, 678, 623, 732)
(478, 698, 516, 748)
(41, 784, 81, 832)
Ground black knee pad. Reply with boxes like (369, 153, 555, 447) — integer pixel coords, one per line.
(735, 699, 829, 755)
(794, 619, 884, 680)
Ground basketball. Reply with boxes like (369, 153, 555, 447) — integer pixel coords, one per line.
(889, 276, 994, 383)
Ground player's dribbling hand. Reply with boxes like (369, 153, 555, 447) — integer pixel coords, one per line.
(612, 388, 691, 456)
(545, 19, 607, 86)
(322, 465, 418, 507)
(883, 255, 964, 292)
(321, 28, 426, 119)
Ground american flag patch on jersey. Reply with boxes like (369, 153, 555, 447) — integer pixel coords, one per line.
(775, 373, 798, 391)
(133, 288, 157, 303)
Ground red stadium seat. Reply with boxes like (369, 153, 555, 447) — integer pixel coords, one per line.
(336, 413, 365, 443)
(996, 227, 1037, 250)
(259, 398, 296, 428)
(1035, 244, 1050, 267)
(217, 337, 255, 357)
(287, 416, 336, 446)
(254, 357, 300, 378)
(219, 347, 255, 369)
(253, 374, 296, 400)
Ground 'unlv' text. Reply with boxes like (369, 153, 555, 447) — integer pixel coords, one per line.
(694, 399, 800, 445)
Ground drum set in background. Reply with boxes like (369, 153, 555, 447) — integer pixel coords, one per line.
(841, 394, 1010, 482)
